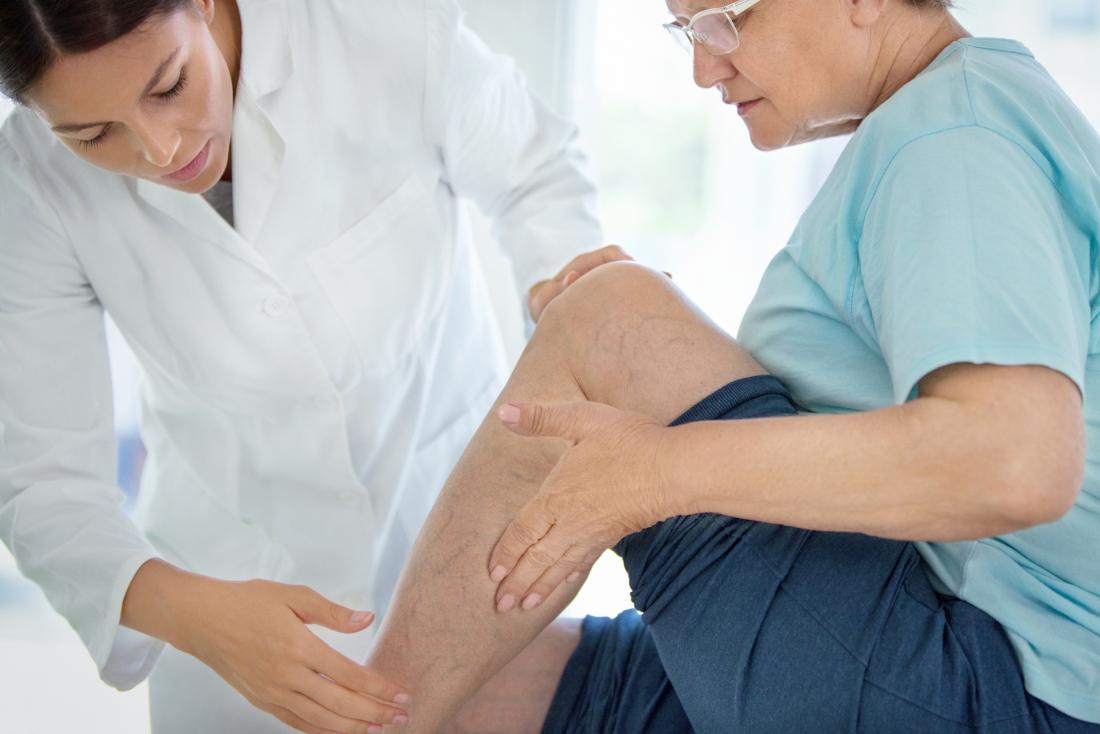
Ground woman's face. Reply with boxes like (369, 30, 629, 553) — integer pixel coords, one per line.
(24, 1, 235, 193)
(667, 0, 876, 150)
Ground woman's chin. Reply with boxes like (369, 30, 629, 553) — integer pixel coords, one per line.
(746, 125, 789, 152)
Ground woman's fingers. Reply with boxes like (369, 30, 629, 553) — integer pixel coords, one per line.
(515, 543, 592, 611)
(287, 591, 410, 722)
(529, 270, 580, 321)
(578, 548, 604, 576)
(598, 243, 633, 263)
(308, 636, 411, 718)
(531, 244, 635, 321)
(563, 549, 602, 585)
(493, 526, 574, 613)
(299, 677, 407, 729)
(488, 499, 555, 591)
(497, 400, 605, 443)
(269, 703, 346, 734)
(556, 244, 633, 280)
(286, 587, 410, 703)
(282, 587, 409, 725)
(528, 278, 565, 321)
(282, 691, 381, 734)
(287, 586, 375, 633)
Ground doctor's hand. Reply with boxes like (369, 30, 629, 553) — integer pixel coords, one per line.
(173, 577, 411, 734)
(527, 245, 635, 321)
(487, 400, 674, 613)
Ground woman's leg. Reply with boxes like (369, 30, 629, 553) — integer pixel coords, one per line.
(446, 613, 693, 734)
(366, 262, 764, 731)
(370, 260, 1094, 733)
(442, 620, 583, 734)
(444, 615, 692, 734)
(542, 369, 1096, 733)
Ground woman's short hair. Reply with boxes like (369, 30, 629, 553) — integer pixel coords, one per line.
(0, 0, 193, 103)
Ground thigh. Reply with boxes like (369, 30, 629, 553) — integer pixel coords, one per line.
(542, 611, 693, 734)
(622, 513, 907, 733)
(448, 619, 585, 734)
(614, 376, 1092, 734)
(861, 573, 1096, 734)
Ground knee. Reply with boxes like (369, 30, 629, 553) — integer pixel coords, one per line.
(538, 261, 678, 332)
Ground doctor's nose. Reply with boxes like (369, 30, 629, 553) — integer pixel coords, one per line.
(134, 122, 182, 169)
(693, 43, 734, 90)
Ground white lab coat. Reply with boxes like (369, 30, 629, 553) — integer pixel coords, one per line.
(0, 0, 600, 729)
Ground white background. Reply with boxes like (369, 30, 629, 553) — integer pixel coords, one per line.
(2, 1, 1099, 731)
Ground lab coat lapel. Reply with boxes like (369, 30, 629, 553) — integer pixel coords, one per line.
(232, 86, 286, 246)
(232, 0, 295, 244)
(231, 86, 286, 246)
(133, 176, 270, 272)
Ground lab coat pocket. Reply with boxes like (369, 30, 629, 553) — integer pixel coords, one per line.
(308, 174, 454, 376)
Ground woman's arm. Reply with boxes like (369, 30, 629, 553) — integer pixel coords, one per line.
(663, 363, 1084, 541)
(0, 156, 167, 689)
(424, 1, 604, 306)
(488, 362, 1085, 606)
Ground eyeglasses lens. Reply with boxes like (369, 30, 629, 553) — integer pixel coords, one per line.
(664, 23, 694, 53)
(693, 14, 740, 54)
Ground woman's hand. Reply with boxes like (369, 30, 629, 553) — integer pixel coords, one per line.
(486, 400, 673, 613)
(527, 245, 634, 321)
(125, 562, 411, 734)
(180, 579, 411, 734)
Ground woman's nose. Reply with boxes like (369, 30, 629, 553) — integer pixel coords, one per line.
(134, 121, 182, 169)
(693, 43, 735, 89)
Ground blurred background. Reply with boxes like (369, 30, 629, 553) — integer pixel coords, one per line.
(2, 0, 1099, 730)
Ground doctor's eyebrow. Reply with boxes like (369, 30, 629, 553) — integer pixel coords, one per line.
(50, 46, 183, 134)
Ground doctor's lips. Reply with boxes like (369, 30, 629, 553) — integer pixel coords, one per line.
(164, 139, 212, 183)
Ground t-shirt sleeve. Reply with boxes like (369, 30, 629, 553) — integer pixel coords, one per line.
(858, 125, 1090, 404)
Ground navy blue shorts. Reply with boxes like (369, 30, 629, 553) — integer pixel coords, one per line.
(542, 376, 1099, 733)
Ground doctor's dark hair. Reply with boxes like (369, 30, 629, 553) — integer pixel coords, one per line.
(0, 0, 193, 103)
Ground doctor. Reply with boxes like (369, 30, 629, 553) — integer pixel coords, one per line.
(0, 0, 616, 732)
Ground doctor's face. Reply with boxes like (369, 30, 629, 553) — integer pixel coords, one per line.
(665, 0, 873, 150)
(24, 1, 235, 193)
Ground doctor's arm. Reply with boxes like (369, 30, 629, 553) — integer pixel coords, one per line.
(426, 2, 623, 321)
(0, 171, 408, 734)
(0, 179, 163, 692)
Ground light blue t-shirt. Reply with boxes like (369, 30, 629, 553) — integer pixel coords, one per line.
(739, 38, 1100, 723)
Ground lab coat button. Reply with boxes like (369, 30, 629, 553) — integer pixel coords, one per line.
(263, 295, 292, 317)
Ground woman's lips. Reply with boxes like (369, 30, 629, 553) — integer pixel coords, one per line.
(737, 98, 763, 116)
(165, 140, 211, 183)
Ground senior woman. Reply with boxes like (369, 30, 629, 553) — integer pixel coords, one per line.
(362, 0, 1100, 732)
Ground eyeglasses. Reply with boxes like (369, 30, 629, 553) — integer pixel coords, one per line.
(663, 0, 764, 56)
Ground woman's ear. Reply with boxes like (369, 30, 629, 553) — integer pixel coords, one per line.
(848, 0, 891, 29)
(195, 0, 217, 27)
